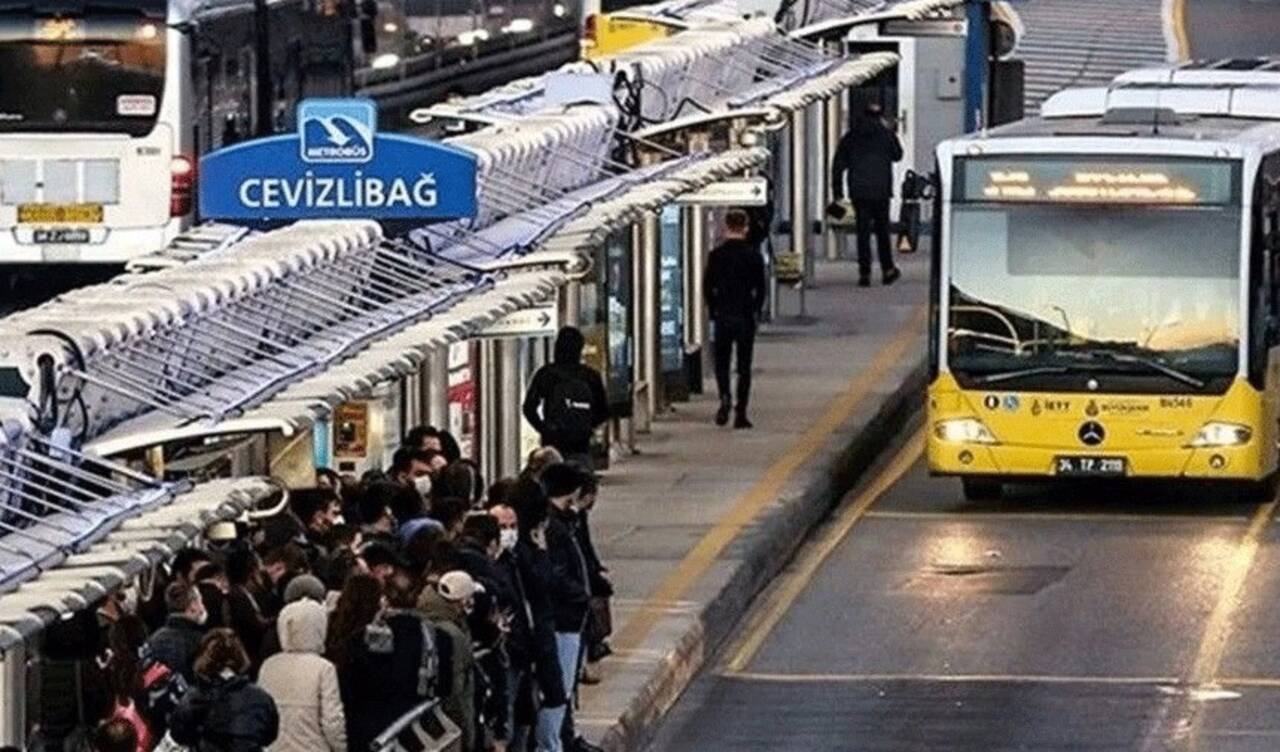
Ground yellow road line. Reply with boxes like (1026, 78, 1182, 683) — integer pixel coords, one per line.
(610, 305, 927, 653)
(724, 671, 1176, 686)
(864, 510, 1250, 525)
(1188, 500, 1277, 685)
(724, 429, 924, 673)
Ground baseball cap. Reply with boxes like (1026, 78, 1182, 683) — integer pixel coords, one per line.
(437, 570, 484, 602)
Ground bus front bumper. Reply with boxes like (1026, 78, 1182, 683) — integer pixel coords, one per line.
(927, 437, 1268, 481)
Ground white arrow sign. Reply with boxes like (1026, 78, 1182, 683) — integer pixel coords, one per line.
(675, 177, 769, 206)
(479, 303, 559, 339)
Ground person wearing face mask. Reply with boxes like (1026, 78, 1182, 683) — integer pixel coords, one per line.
(420, 570, 482, 751)
(456, 513, 517, 749)
(291, 488, 344, 574)
(390, 446, 445, 496)
(143, 581, 209, 683)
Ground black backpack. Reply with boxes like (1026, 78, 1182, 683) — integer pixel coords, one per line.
(544, 372, 595, 443)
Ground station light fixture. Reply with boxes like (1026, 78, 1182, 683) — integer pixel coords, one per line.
(1187, 422, 1252, 448)
(502, 18, 535, 33)
(371, 52, 400, 69)
(933, 418, 998, 445)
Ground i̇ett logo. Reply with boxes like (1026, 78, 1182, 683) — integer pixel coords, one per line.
(299, 99, 375, 164)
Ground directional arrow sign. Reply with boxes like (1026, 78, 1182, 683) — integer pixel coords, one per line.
(478, 303, 560, 339)
(675, 177, 769, 207)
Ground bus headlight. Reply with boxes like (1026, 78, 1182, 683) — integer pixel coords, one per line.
(934, 418, 998, 445)
(1187, 422, 1252, 448)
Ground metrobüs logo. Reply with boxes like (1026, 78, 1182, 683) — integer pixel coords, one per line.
(299, 99, 376, 164)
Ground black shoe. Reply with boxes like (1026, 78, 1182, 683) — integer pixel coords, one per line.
(734, 413, 754, 429)
(857, 275, 871, 288)
(883, 267, 901, 286)
(715, 404, 731, 426)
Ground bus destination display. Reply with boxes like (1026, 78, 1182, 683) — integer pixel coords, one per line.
(959, 157, 1238, 205)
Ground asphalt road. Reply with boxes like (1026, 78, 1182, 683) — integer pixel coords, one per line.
(1184, 0, 1280, 59)
(648, 421, 1280, 751)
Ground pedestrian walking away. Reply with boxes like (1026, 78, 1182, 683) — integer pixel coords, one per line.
(522, 326, 609, 469)
(703, 209, 766, 429)
(830, 100, 904, 287)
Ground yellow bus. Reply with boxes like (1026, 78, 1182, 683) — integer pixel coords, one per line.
(927, 60, 1280, 500)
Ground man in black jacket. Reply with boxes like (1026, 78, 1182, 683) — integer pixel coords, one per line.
(830, 101, 905, 287)
(142, 581, 208, 682)
(510, 478, 571, 752)
(704, 209, 767, 429)
(522, 327, 609, 469)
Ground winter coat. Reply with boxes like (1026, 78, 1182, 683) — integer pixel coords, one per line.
(419, 588, 477, 752)
(521, 334, 609, 455)
(512, 540, 568, 709)
(258, 600, 347, 752)
(143, 615, 205, 681)
(703, 239, 766, 323)
(545, 507, 591, 633)
(169, 673, 279, 752)
(337, 609, 440, 752)
(831, 116, 904, 201)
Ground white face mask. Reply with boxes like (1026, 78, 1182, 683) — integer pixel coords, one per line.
(332, 514, 346, 526)
(413, 475, 433, 498)
(193, 606, 209, 626)
(499, 528, 518, 551)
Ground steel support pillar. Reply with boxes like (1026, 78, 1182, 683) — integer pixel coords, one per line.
(498, 338, 521, 479)
(823, 91, 846, 261)
(0, 643, 25, 749)
(640, 211, 661, 423)
(428, 346, 450, 431)
(559, 279, 581, 329)
(789, 107, 810, 316)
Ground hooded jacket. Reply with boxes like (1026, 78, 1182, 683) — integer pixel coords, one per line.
(522, 330, 609, 455)
(831, 115, 905, 202)
(258, 600, 347, 752)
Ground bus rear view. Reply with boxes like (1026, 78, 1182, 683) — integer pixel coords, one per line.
(0, 2, 187, 264)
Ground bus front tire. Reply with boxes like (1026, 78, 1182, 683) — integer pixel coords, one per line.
(962, 477, 1003, 502)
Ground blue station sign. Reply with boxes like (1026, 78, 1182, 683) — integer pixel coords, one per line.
(200, 99, 478, 222)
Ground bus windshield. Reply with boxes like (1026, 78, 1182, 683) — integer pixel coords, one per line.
(0, 10, 167, 135)
(946, 157, 1244, 387)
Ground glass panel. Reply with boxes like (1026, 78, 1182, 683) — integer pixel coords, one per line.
(0, 160, 36, 205)
(82, 159, 118, 204)
(0, 9, 166, 135)
(42, 160, 77, 204)
(947, 201, 1244, 380)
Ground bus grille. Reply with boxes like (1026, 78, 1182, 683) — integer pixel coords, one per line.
(0, 159, 120, 206)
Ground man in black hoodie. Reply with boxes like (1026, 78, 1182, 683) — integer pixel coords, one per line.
(830, 100, 905, 287)
(704, 209, 767, 429)
(522, 327, 610, 469)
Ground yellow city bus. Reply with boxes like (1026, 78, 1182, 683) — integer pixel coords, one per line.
(927, 60, 1280, 500)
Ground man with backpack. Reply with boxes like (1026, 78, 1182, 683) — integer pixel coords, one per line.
(522, 327, 609, 469)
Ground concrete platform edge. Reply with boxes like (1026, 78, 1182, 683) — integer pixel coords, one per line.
(596, 355, 929, 752)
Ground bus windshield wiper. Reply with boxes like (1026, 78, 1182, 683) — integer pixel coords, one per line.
(974, 366, 1069, 384)
(1081, 350, 1206, 389)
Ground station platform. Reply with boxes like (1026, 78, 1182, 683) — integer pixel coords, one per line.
(576, 254, 929, 750)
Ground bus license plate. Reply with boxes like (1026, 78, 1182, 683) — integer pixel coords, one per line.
(1054, 456, 1127, 477)
(33, 228, 90, 244)
(17, 203, 103, 224)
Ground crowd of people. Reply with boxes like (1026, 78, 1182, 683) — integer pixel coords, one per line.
(75, 418, 614, 752)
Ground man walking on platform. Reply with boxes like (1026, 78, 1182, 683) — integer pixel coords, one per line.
(830, 100, 904, 287)
(704, 209, 766, 429)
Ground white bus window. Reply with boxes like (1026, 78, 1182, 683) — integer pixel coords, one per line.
(0, 7, 166, 136)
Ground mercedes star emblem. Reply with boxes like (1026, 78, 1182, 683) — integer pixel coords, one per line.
(1078, 421, 1106, 446)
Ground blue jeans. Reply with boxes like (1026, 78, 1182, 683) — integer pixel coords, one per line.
(536, 632, 582, 750)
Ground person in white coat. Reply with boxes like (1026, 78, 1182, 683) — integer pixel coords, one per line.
(257, 599, 346, 752)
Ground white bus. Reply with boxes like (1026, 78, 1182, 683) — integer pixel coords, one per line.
(0, 0, 354, 267)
